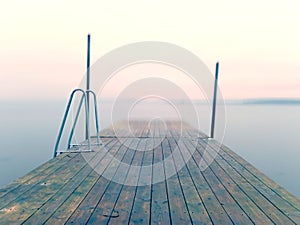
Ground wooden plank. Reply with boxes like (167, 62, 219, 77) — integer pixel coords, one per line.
(44, 138, 120, 224)
(23, 160, 95, 224)
(203, 141, 276, 224)
(44, 170, 99, 225)
(184, 126, 300, 222)
(0, 153, 75, 206)
(162, 137, 192, 224)
(176, 133, 234, 225)
(194, 138, 296, 224)
(184, 137, 273, 224)
(204, 139, 300, 224)
(0, 153, 85, 224)
(107, 140, 145, 224)
(0, 153, 68, 199)
(129, 138, 153, 224)
(65, 138, 132, 224)
(210, 139, 300, 211)
(86, 138, 140, 224)
(150, 126, 171, 225)
(168, 137, 213, 225)
(0, 121, 299, 224)
(91, 122, 149, 224)
(22, 138, 118, 224)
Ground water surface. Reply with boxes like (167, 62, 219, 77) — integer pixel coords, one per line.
(0, 100, 299, 198)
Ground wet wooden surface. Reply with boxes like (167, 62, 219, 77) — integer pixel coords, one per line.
(0, 121, 299, 224)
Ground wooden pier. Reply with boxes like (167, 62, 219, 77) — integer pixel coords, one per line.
(0, 121, 299, 224)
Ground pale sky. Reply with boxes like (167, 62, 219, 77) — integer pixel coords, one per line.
(0, 0, 299, 100)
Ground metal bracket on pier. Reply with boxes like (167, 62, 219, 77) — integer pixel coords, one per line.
(53, 88, 101, 158)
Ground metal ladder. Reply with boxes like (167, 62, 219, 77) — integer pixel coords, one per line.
(53, 89, 101, 158)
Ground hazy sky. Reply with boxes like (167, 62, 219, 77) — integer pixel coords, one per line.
(0, 0, 299, 100)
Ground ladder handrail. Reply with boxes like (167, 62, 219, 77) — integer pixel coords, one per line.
(86, 90, 100, 145)
(67, 90, 100, 149)
(66, 94, 85, 149)
(53, 88, 91, 158)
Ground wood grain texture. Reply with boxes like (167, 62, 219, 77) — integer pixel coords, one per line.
(0, 121, 299, 224)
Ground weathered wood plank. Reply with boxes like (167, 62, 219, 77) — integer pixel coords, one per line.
(180, 137, 236, 225)
(129, 138, 153, 224)
(65, 138, 132, 225)
(0, 153, 68, 199)
(204, 139, 300, 224)
(168, 137, 213, 225)
(23, 138, 117, 224)
(0, 153, 75, 206)
(86, 138, 140, 224)
(209, 139, 300, 212)
(0, 121, 299, 224)
(162, 138, 192, 224)
(44, 170, 99, 225)
(201, 145, 273, 224)
(103, 139, 145, 224)
(0, 153, 85, 224)
(186, 137, 273, 224)
(44, 138, 120, 224)
(193, 138, 295, 224)
(150, 133, 171, 225)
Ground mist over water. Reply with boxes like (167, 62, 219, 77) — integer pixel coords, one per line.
(223, 104, 300, 198)
(0, 100, 299, 198)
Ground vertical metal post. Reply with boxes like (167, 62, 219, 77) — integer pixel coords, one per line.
(86, 34, 91, 139)
(210, 62, 219, 138)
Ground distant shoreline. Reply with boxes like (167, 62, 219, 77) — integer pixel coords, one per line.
(238, 99, 300, 105)
(1, 98, 300, 105)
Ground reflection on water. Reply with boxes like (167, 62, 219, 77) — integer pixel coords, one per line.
(0, 100, 299, 198)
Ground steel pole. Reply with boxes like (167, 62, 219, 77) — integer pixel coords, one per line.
(86, 34, 91, 139)
(210, 62, 219, 138)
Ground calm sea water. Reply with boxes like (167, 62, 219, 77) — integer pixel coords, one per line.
(0, 100, 299, 198)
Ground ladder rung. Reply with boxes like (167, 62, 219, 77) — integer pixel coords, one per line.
(70, 143, 102, 147)
(58, 149, 94, 153)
